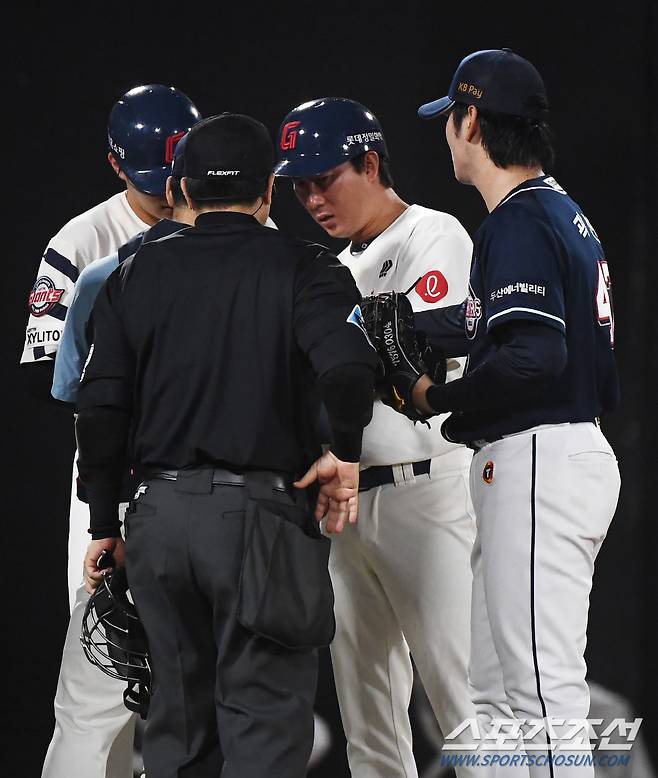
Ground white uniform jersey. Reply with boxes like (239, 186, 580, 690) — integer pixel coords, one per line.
(340, 204, 472, 468)
(21, 191, 149, 363)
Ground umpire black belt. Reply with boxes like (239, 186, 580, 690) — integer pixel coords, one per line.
(359, 459, 431, 492)
(148, 467, 294, 496)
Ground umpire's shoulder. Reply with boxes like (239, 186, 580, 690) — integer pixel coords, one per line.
(285, 235, 347, 267)
(263, 231, 345, 269)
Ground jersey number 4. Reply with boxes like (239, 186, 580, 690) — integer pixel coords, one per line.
(596, 259, 615, 347)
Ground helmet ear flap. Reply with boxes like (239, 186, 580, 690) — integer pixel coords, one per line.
(80, 567, 151, 719)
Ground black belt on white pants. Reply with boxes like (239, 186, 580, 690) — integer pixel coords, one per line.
(359, 459, 431, 492)
(465, 418, 602, 453)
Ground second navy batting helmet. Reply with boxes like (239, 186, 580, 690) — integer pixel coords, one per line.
(81, 565, 151, 718)
(274, 97, 388, 178)
(107, 84, 201, 195)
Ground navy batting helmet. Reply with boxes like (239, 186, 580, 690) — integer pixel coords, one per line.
(274, 97, 388, 178)
(107, 84, 201, 195)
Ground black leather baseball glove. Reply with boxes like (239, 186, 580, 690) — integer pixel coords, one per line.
(361, 292, 446, 422)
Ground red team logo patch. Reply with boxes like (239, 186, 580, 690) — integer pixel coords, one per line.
(28, 276, 64, 317)
(415, 270, 449, 303)
(483, 461, 494, 484)
(280, 121, 301, 150)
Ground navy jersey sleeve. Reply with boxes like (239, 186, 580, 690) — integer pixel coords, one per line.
(293, 248, 380, 377)
(483, 208, 566, 334)
(76, 268, 135, 412)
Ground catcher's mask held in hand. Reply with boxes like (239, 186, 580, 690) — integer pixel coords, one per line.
(80, 565, 151, 718)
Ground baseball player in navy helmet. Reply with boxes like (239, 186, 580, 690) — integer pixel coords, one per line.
(22, 84, 201, 778)
(388, 49, 620, 775)
(276, 97, 479, 777)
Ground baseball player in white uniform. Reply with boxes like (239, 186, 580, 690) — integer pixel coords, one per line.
(21, 84, 201, 778)
(276, 97, 479, 778)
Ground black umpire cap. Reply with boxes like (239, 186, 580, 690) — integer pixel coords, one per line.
(418, 48, 549, 120)
(178, 113, 275, 201)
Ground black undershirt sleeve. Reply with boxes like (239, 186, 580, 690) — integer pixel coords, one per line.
(414, 302, 471, 358)
(317, 362, 376, 462)
(20, 361, 74, 410)
(75, 406, 131, 539)
(425, 321, 567, 413)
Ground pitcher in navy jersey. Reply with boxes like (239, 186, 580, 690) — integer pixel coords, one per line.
(408, 50, 621, 776)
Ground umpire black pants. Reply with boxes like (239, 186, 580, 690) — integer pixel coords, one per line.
(124, 474, 318, 778)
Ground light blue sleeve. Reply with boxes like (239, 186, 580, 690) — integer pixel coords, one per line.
(51, 253, 120, 403)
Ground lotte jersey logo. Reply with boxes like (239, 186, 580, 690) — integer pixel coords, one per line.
(415, 270, 449, 303)
(281, 121, 302, 150)
(28, 276, 64, 317)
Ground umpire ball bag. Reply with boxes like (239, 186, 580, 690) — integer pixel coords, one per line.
(237, 477, 336, 651)
(80, 566, 151, 718)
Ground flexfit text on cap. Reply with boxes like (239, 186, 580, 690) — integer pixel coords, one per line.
(418, 49, 548, 120)
(180, 113, 274, 200)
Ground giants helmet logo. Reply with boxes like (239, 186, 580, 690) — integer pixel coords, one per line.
(165, 131, 187, 164)
(280, 121, 301, 150)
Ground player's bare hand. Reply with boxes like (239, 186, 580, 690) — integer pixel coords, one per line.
(84, 537, 125, 594)
(294, 451, 360, 533)
(411, 373, 436, 415)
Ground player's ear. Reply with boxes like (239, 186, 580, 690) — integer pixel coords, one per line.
(363, 150, 380, 183)
(465, 106, 480, 143)
(108, 152, 123, 178)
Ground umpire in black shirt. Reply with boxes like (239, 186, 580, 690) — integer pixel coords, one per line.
(75, 113, 379, 778)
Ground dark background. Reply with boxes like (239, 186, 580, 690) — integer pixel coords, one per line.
(5, 3, 656, 775)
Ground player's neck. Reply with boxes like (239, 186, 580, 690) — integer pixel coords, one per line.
(476, 164, 544, 213)
(350, 189, 408, 245)
(124, 190, 161, 227)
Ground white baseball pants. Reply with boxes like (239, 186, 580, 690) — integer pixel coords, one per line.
(42, 463, 135, 778)
(468, 422, 620, 777)
(329, 450, 479, 778)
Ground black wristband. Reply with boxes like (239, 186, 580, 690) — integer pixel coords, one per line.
(330, 428, 363, 463)
(89, 524, 123, 540)
(426, 383, 450, 413)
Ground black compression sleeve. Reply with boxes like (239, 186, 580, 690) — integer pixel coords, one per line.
(20, 361, 73, 409)
(425, 321, 567, 413)
(75, 406, 131, 539)
(318, 363, 376, 462)
(414, 302, 470, 358)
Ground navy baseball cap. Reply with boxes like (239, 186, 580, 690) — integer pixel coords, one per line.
(418, 49, 549, 120)
(179, 113, 274, 200)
